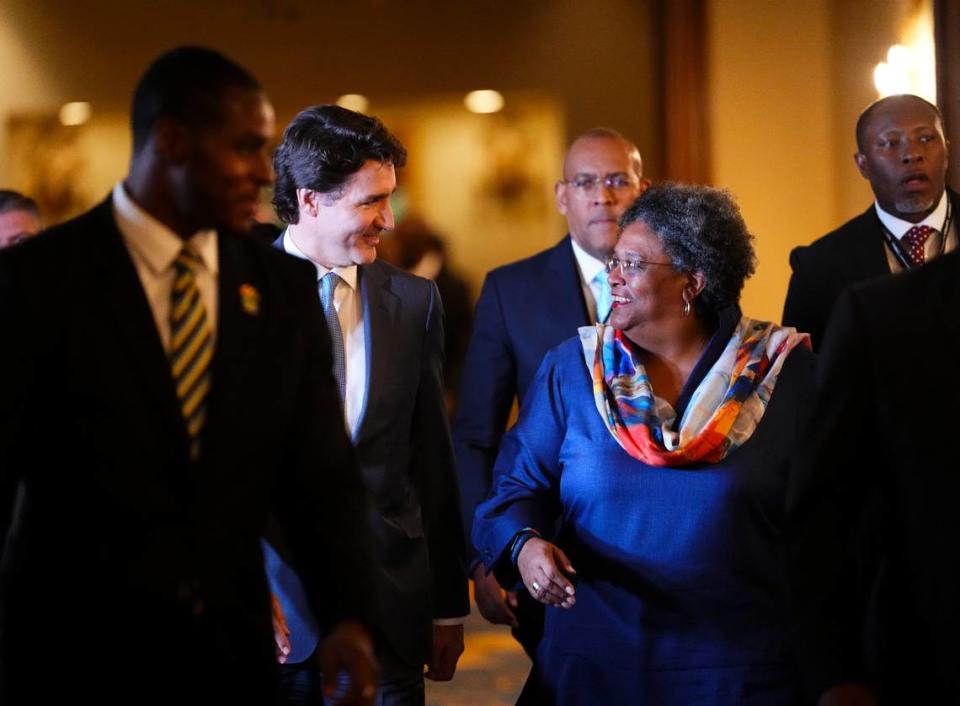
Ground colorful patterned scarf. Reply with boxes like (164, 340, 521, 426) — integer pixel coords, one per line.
(579, 318, 810, 466)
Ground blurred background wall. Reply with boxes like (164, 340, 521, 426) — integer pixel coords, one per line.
(0, 0, 949, 321)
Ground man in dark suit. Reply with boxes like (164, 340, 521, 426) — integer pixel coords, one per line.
(787, 248, 960, 706)
(783, 94, 956, 350)
(264, 105, 469, 706)
(0, 47, 379, 705)
(453, 128, 650, 653)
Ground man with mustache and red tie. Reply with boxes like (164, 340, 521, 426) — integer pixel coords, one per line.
(783, 94, 957, 350)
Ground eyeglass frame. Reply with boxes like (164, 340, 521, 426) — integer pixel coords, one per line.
(604, 255, 676, 276)
(559, 173, 640, 192)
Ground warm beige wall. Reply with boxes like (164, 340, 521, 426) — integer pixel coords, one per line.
(376, 95, 567, 291)
(0, 4, 68, 186)
(707, 0, 915, 324)
(708, 0, 838, 324)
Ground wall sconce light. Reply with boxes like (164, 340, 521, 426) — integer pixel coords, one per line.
(872, 5, 936, 102)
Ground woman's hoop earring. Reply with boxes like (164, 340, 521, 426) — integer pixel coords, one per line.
(682, 298, 691, 317)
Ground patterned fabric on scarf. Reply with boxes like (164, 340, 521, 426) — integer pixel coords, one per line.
(579, 318, 810, 466)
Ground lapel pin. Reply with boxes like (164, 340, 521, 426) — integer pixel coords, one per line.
(239, 283, 260, 316)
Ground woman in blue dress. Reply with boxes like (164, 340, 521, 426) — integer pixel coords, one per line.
(473, 183, 814, 706)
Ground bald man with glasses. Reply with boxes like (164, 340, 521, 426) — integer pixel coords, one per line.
(453, 127, 650, 655)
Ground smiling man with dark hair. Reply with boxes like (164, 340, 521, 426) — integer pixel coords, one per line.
(265, 104, 467, 706)
(783, 93, 956, 350)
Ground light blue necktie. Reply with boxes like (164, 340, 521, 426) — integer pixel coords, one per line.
(593, 270, 612, 323)
(319, 272, 346, 401)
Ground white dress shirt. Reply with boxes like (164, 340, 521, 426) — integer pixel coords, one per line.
(283, 231, 367, 436)
(570, 237, 607, 324)
(875, 191, 956, 272)
(112, 182, 218, 352)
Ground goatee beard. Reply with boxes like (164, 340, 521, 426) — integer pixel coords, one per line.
(895, 194, 937, 215)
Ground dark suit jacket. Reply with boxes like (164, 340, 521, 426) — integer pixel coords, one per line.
(0, 199, 375, 704)
(265, 241, 468, 668)
(453, 236, 590, 564)
(782, 188, 960, 350)
(787, 249, 960, 704)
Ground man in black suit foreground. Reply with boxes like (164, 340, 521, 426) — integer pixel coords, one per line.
(0, 47, 378, 705)
(783, 94, 956, 350)
(788, 249, 960, 706)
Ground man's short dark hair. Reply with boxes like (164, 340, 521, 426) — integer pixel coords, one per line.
(855, 94, 944, 153)
(0, 190, 39, 218)
(131, 46, 261, 153)
(272, 105, 407, 225)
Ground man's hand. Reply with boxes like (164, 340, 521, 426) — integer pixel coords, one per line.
(318, 620, 380, 706)
(424, 623, 464, 682)
(472, 564, 518, 627)
(517, 537, 576, 608)
(271, 593, 292, 664)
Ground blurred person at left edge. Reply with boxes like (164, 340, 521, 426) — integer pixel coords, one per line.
(0, 46, 379, 706)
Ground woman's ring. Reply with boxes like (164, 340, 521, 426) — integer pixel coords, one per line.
(532, 581, 540, 592)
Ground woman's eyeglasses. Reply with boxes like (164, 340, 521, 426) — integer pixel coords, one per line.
(604, 256, 674, 275)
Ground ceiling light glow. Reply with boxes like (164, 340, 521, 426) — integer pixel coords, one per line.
(464, 90, 504, 114)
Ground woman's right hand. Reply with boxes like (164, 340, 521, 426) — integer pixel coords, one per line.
(517, 537, 577, 608)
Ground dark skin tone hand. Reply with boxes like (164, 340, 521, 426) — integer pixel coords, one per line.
(319, 620, 380, 706)
(424, 623, 464, 681)
(517, 537, 576, 609)
(471, 564, 519, 627)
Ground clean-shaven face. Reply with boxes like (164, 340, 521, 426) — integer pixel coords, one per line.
(301, 160, 397, 268)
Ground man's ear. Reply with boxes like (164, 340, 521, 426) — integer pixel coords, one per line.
(298, 188, 320, 218)
(854, 151, 868, 180)
(638, 178, 652, 194)
(555, 180, 569, 216)
(153, 117, 192, 164)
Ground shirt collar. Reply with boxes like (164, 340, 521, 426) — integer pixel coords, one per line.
(112, 182, 218, 275)
(874, 190, 948, 240)
(282, 228, 358, 291)
(569, 236, 606, 286)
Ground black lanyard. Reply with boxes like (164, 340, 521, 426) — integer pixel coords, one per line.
(879, 198, 952, 270)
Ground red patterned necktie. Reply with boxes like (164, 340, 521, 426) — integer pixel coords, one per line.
(901, 225, 935, 267)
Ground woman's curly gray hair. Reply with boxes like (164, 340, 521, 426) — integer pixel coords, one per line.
(618, 182, 756, 318)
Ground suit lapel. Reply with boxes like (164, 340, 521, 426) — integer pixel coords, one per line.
(203, 232, 263, 462)
(545, 236, 591, 330)
(88, 200, 191, 463)
(849, 207, 892, 280)
(354, 261, 398, 443)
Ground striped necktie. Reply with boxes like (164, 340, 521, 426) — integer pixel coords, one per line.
(319, 271, 346, 402)
(169, 246, 213, 460)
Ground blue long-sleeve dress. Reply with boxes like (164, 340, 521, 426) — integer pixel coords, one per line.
(473, 313, 814, 706)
